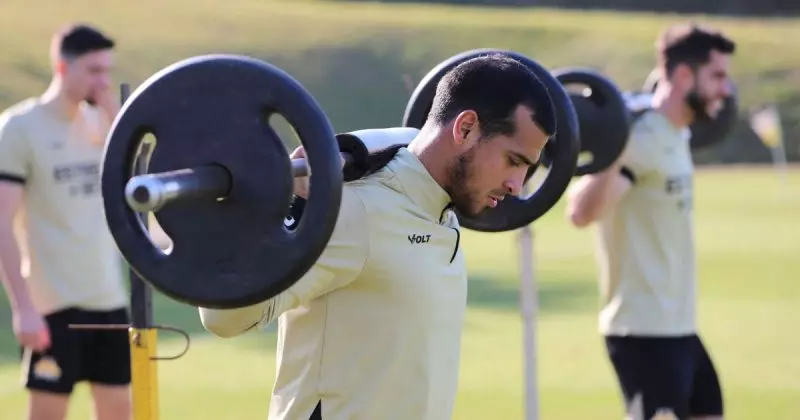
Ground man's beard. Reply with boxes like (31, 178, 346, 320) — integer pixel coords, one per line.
(444, 148, 482, 217)
(686, 87, 713, 122)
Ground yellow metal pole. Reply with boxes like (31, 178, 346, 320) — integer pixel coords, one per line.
(122, 82, 160, 420)
(130, 328, 159, 420)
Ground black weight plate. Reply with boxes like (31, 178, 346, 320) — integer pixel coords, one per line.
(402, 49, 580, 232)
(643, 70, 738, 150)
(102, 54, 342, 309)
(552, 67, 630, 175)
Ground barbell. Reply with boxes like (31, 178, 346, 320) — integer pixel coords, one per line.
(402, 50, 632, 179)
(405, 59, 737, 183)
(550, 67, 738, 172)
(123, 126, 412, 213)
(101, 50, 581, 310)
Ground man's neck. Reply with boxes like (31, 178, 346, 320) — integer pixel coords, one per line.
(407, 125, 451, 190)
(40, 79, 81, 121)
(652, 84, 693, 131)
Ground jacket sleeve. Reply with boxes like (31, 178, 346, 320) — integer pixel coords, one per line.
(198, 187, 370, 338)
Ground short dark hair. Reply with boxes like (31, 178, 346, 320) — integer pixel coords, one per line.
(426, 53, 556, 139)
(657, 23, 735, 77)
(53, 24, 115, 60)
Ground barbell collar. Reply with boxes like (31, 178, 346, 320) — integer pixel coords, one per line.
(125, 153, 356, 213)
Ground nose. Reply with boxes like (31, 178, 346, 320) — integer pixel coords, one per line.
(503, 168, 528, 197)
(721, 79, 733, 98)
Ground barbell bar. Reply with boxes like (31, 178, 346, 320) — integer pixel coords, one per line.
(124, 153, 357, 213)
(121, 124, 422, 214)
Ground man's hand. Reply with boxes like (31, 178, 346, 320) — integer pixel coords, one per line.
(83, 87, 120, 146)
(13, 307, 50, 352)
(565, 159, 630, 228)
(91, 86, 120, 121)
(290, 146, 345, 199)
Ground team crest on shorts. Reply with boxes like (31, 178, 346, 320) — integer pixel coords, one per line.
(33, 356, 62, 381)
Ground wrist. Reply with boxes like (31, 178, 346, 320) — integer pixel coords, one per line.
(12, 298, 37, 315)
(6, 282, 36, 314)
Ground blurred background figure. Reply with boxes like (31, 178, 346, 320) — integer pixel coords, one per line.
(0, 24, 131, 420)
(566, 23, 736, 420)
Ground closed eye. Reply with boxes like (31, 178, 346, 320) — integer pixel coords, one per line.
(508, 152, 537, 168)
(508, 156, 525, 167)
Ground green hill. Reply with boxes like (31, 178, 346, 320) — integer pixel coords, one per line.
(1, 0, 798, 163)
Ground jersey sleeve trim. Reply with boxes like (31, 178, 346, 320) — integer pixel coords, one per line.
(0, 173, 25, 184)
(619, 166, 636, 184)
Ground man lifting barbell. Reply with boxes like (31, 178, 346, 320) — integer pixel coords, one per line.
(566, 23, 736, 420)
(101, 50, 580, 419)
(201, 53, 563, 420)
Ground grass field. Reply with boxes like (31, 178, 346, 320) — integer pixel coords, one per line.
(0, 0, 799, 159)
(1, 168, 798, 419)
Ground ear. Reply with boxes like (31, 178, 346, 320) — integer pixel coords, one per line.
(673, 63, 696, 90)
(451, 110, 480, 147)
(54, 58, 68, 76)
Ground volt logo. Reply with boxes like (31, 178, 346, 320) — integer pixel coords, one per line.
(408, 234, 431, 244)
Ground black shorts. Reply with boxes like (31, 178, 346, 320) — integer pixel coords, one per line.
(21, 307, 132, 394)
(604, 334, 723, 420)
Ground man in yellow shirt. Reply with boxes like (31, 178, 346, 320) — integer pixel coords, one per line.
(200, 53, 554, 420)
(566, 24, 736, 420)
(0, 25, 131, 420)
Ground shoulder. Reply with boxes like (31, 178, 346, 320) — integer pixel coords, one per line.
(626, 110, 671, 156)
(339, 172, 408, 246)
(0, 98, 41, 129)
(0, 99, 43, 153)
(2, 97, 41, 116)
(332, 184, 372, 235)
(629, 110, 661, 139)
(345, 167, 405, 214)
(619, 111, 665, 178)
(340, 183, 369, 215)
(345, 157, 404, 196)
